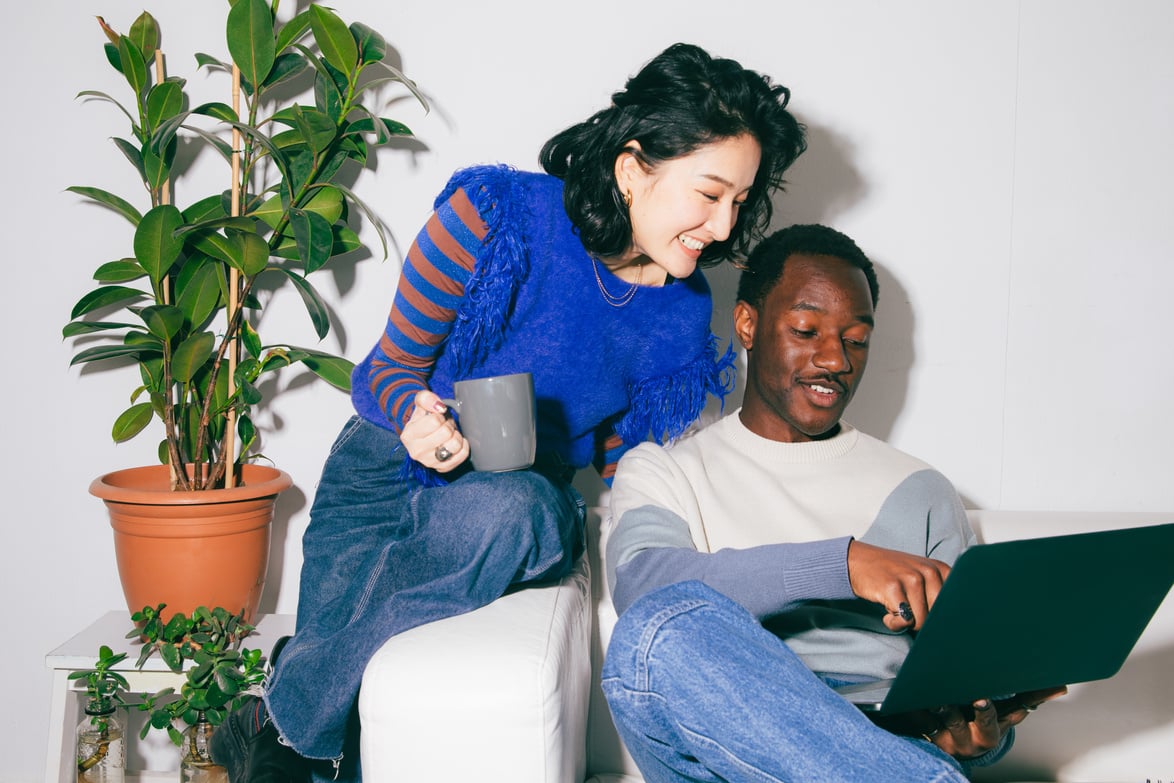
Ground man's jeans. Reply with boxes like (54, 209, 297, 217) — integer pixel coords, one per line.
(602, 581, 974, 783)
(265, 416, 585, 774)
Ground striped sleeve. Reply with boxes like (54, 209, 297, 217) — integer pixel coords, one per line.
(594, 426, 635, 488)
(367, 188, 488, 430)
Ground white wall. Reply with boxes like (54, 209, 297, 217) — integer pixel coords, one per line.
(4, 1, 1172, 780)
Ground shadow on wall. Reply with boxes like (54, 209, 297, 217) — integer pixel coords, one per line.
(702, 117, 917, 448)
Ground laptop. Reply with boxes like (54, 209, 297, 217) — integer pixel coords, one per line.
(834, 522, 1174, 716)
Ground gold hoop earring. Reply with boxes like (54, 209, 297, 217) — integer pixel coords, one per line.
(623, 190, 633, 209)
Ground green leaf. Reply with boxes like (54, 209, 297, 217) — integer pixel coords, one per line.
(292, 105, 337, 153)
(191, 101, 238, 123)
(150, 110, 191, 156)
(172, 332, 215, 383)
(274, 10, 313, 54)
(183, 195, 230, 225)
(62, 320, 139, 338)
(112, 403, 154, 442)
(236, 230, 271, 277)
(76, 89, 139, 129)
(301, 185, 343, 224)
(69, 343, 155, 367)
(188, 229, 238, 267)
(350, 23, 386, 65)
(332, 225, 362, 256)
(174, 259, 223, 329)
(145, 80, 184, 130)
(238, 413, 259, 454)
(312, 58, 346, 122)
(276, 268, 330, 339)
(141, 305, 185, 341)
(227, 0, 276, 95)
(195, 52, 231, 72)
(141, 143, 171, 193)
(367, 60, 429, 113)
(251, 193, 285, 230)
(111, 137, 146, 179)
(262, 52, 308, 90)
(289, 209, 333, 273)
(128, 12, 160, 63)
(134, 205, 185, 283)
(69, 285, 148, 319)
(95, 259, 145, 283)
(310, 6, 358, 76)
(67, 186, 143, 225)
(332, 183, 389, 259)
(300, 351, 354, 391)
(241, 321, 262, 360)
(117, 36, 149, 101)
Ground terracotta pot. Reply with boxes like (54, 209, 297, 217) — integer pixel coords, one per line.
(90, 464, 292, 623)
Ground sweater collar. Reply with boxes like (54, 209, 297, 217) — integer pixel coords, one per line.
(720, 409, 859, 463)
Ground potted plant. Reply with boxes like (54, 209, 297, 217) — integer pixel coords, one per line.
(70, 646, 131, 782)
(63, 2, 426, 620)
(130, 604, 267, 779)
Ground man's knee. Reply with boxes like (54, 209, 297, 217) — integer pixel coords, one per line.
(605, 581, 750, 682)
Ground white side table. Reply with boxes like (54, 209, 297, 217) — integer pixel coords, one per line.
(45, 610, 295, 783)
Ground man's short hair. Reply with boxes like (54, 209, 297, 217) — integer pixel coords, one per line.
(736, 224, 879, 310)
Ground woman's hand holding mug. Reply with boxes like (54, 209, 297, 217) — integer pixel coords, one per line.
(403, 390, 470, 472)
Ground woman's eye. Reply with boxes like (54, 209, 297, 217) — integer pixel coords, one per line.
(699, 192, 719, 202)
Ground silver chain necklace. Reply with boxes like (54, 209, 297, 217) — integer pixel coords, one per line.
(591, 255, 643, 307)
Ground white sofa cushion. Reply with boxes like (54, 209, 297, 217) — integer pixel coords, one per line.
(359, 553, 592, 782)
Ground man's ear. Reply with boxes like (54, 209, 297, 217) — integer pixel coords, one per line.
(733, 300, 756, 351)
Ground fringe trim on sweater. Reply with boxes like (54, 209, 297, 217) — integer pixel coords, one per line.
(617, 336, 737, 446)
(436, 165, 529, 379)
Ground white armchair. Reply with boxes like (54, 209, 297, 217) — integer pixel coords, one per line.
(359, 504, 639, 782)
(359, 508, 1174, 783)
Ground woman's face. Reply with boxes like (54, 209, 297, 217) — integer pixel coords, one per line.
(617, 133, 762, 281)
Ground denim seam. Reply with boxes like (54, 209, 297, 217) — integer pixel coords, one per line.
(632, 597, 711, 692)
(326, 415, 365, 457)
(348, 537, 393, 625)
(677, 724, 787, 783)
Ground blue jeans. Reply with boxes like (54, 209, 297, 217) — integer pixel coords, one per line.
(265, 416, 586, 776)
(602, 581, 972, 783)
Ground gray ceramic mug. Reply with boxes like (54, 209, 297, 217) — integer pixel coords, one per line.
(443, 372, 536, 472)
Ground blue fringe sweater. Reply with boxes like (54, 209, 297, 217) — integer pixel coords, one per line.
(351, 165, 734, 483)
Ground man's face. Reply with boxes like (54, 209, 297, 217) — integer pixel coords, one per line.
(735, 253, 875, 442)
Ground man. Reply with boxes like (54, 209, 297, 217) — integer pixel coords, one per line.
(602, 224, 1062, 782)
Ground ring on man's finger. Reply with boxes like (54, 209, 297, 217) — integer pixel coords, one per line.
(435, 444, 453, 462)
(921, 728, 941, 743)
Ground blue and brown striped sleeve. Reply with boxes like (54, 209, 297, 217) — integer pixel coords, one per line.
(367, 188, 489, 431)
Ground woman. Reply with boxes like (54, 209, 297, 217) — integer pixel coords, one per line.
(211, 42, 807, 783)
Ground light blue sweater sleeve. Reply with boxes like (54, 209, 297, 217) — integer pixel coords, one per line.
(607, 504, 855, 618)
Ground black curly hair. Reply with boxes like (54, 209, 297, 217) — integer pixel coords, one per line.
(539, 43, 807, 268)
(736, 224, 879, 310)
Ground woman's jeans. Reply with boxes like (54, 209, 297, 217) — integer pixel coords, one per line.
(265, 416, 585, 773)
(602, 581, 977, 783)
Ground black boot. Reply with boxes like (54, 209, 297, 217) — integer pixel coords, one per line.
(210, 697, 310, 783)
(210, 635, 308, 783)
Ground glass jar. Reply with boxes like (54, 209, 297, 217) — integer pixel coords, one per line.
(180, 713, 227, 783)
(76, 697, 125, 783)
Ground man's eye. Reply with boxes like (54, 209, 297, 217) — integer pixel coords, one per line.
(791, 329, 816, 338)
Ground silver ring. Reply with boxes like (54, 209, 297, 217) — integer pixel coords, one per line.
(434, 445, 453, 462)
